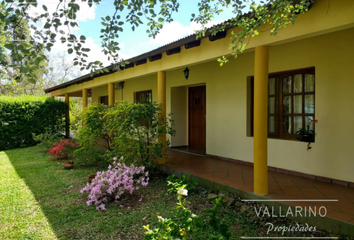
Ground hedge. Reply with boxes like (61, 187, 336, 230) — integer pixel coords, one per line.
(0, 95, 67, 150)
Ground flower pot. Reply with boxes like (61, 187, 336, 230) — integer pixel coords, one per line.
(300, 134, 314, 143)
(88, 173, 97, 183)
(63, 161, 75, 169)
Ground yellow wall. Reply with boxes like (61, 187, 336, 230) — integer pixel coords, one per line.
(78, 28, 354, 182)
(267, 28, 354, 182)
(121, 75, 157, 103)
(165, 28, 354, 182)
(50, 0, 354, 98)
(90, 75, 157, 104)
(49, 0, 354, 183)
(91, 85, 107, 103)
(165, 53, 254, 161)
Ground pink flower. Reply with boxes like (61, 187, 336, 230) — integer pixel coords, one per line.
(80, 160, 149, 211)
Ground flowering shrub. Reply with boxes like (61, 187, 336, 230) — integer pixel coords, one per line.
(144, 178, 231, 239)
(47, 139, 79, 161)
(81, 158, 149, 211)
(167, 174, 198, 193)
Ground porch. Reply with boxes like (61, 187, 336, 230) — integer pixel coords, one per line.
(157, 148, 354, 236)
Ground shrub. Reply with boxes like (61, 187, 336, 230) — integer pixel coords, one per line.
(80, 158, 149, 211)
(69, 97, 84, 132)
(75, 101, 175, 167)
(0, 95, 67, 150)
(73, 103, 111, 165)
(144, 179, 231, 239)
(47, 139, 79, 161)
(106, 102, 175, 166)
(32, 127, 64, 150)
(167, 174, 198, 193)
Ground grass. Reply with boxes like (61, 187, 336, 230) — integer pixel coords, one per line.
(0, 145, 177, 239)
(0, 145, 346, 239)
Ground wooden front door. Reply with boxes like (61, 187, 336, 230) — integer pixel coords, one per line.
(188, 86, 206, 150)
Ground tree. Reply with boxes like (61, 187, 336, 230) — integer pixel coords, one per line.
(0, 3, 48, 95)
(0, 2, 47, 84)
(43, 52, 80, 88)
(0, 52, 78, 96)
(0, 0, 313, 84)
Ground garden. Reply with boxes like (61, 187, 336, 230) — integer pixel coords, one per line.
(0, 96, 343, 239)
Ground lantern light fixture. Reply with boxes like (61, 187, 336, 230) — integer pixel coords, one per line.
(183, 67, 189, 80)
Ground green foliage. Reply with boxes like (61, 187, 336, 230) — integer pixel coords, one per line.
(69, 97, 84, 131)
(32, 127, 64, 149)
(1, 1, 313, 82)
(75, 101, 175, 167)
(187, 0, 314, 65)
(74, 103, 110, 165)
(106, 101, 176, 166)
(167, 174, 198, 193)
(0, 95, 67, 150)
(0, 4, 47, 85)
(144, 179, 230, 240)
(205, 198, 232, 239)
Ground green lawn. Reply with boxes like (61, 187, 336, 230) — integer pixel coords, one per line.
(0, 145, 342, 239)
(0, 145, 179, 239)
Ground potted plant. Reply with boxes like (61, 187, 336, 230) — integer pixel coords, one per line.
(296, 119, 318, 143)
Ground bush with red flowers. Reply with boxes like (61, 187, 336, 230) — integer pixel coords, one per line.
(47, 139, 79, 161)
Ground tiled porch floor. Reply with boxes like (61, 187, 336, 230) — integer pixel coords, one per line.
(165, 148, 354, 225)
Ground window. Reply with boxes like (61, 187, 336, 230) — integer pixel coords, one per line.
(135, 90, 152, 104)
(250, 67, 315, 140)
(100, 96, 108, 105)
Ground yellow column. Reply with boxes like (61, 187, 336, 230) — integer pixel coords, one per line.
(254, 46, 269, 195)
(157, 71, 166, 164)
(108, 83, 115, 106)
(65, 93, 70, 138)
(82, 89, 88, 110)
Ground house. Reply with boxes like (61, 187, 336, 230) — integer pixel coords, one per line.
(45, 0, 354, 195)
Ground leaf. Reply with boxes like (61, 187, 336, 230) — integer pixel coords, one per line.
(42, 5, 47, 11)
(68, 48, 73, 54)
(4, 43, 14, 50)
(43, 22, 51, 29)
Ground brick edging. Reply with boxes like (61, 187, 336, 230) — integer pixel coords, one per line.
(206, 154, 354, 188)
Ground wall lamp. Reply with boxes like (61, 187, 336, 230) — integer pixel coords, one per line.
(183, 67, 189, 80)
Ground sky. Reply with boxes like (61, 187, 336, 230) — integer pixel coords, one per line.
(29, 1, 256, 79)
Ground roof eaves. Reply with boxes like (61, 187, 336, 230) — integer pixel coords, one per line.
(44, 17, 245, 93)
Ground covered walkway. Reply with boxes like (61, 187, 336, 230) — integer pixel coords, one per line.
(157, 148, 354, 236)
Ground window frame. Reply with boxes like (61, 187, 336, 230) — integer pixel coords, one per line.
(100, 95, 108, 105)
(250, 67, 315, 141)
(135, 90, 152, 104)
